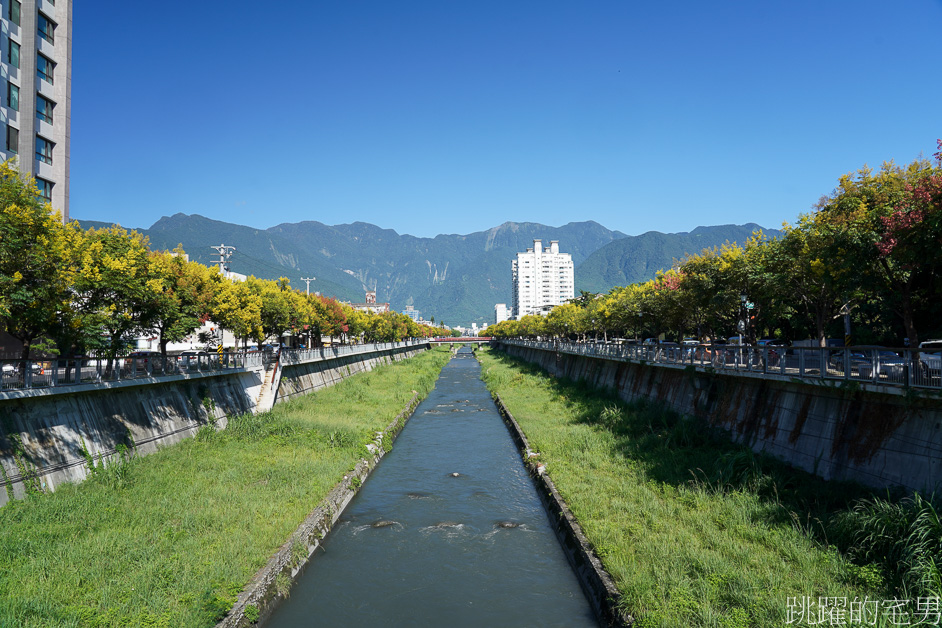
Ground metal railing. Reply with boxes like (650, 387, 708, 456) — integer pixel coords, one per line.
(280, 340, 429, 366)
(0, 340, 431, 392)
(498, 340, 942, 391)
(0, 352, 251, 392)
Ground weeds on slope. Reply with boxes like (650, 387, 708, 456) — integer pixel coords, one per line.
(479, 347, 937, 628)
(0, 346, 451, 628)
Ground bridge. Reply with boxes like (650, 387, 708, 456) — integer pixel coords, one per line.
(430, 337, 492, 344)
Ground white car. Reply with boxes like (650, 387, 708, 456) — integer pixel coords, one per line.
(918, 341, 942, 380)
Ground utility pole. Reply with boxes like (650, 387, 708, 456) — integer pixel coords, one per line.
(301, 277, 316, 295)
(208, 244, 236, 352)
(210, 244, 236, 275)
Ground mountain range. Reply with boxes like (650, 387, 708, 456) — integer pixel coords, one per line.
(77, 215, 778, 326)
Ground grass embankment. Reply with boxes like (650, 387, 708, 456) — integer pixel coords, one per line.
(0, 346, 452, 628)
(478, 347, 940, 628)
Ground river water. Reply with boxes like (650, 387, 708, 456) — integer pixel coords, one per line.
(266, 348, 597, 627)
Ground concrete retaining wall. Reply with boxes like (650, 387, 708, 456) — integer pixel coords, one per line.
(0, 370, 261, 506)
(0, 344, 430, 506)
(277, 345, 428, 402)
(497, 342, 942, 494)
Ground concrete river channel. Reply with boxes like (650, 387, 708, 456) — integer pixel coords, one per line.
(266, 348, 597, 627)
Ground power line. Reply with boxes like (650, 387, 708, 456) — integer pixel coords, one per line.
(209, 244, 235, 273)
(229, 250, 299, 276)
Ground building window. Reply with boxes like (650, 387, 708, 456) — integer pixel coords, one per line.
(35, 177, 52, 202)
(9, 1, 20, 26)
(38, 13, 55, 44)
(7, 82, 18, 111)
(37, 54, 54, 84)
(8, 40, 20, 69)
(6, 125, 17, 154)
(36, 95, 54, 124)
(36, 136, 53, 165)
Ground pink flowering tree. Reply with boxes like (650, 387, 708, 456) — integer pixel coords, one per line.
(816, 140, 942, 348)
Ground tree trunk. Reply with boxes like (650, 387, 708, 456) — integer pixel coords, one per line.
(815, 306, 827, 347)
(159, 330, 168, 359)
(19, 337, 32, 362)
(900, 283, 919, 350)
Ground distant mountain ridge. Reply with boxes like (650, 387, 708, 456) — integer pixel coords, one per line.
(575, 223, 780, 294)
(75, 215, 776, 326)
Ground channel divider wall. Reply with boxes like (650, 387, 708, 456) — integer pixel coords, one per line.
(217, 391, 423, 628)
(492, 392, 633, 628)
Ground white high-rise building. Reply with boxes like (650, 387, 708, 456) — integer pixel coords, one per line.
(494, 303, 509, 324)
(511, 239, 574, 318)
(1, 0, 71, 221)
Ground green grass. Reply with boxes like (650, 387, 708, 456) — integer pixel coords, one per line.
(0, 346, 451, 628)
(477, 347, 934, 628)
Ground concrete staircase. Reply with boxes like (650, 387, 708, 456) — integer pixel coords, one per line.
(255, 360, 282, 414)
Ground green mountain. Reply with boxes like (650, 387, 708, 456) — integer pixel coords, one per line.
(75, 215, 777, 326)
(574, 223, 781, 294)
(80, 215, 627, 326)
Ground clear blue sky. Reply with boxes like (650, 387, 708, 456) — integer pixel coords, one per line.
(71, 1, 942, 238)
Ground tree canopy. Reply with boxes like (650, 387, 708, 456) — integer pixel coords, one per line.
(489, 143, 942, 347)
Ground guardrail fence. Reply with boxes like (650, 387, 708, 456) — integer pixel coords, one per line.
(500, 340, 942, 391)
(0, 340, 429, 392)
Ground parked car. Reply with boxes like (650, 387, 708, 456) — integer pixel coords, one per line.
(830, 347, 906, 381)
(828, 349, 874, 376)
(127, 350, 161, 373)
(918, 341, 942, 381)
(659, 341, 681, 361)
(177, 350, 208, 367)
(681, 338, 699, 359)
(870, 350, 907, 382)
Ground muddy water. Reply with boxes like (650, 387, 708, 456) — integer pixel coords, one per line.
(266, 348, 597, 627)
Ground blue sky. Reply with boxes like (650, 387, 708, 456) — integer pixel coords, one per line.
(71, 1, 942, 238)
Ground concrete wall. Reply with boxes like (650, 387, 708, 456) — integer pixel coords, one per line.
(277, 345, 427, 401)
(497, 342, 942, 494)
(0, 344, 430, 506)
(0, 370, 261, 506)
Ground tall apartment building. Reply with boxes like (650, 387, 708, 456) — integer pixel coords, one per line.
(511, 239, 574, 318)
(494, 303, 509, 324)
(1, 0, 71, 221)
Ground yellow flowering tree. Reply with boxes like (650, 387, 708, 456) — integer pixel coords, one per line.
(0, 162, 69, 359)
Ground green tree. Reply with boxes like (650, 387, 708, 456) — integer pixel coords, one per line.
(545, 303, 581, 339)
(0, 162, 68, 359)
(822, 154, 941, 347)
(245, 276, 294, 346)
(67, 225, 158, 369)
(211, 279, 262, 349)
(147, 249, 219, 357)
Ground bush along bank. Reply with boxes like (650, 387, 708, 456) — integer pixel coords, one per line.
(477, 347, 939, 628)
(0, 346, 452, 628)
